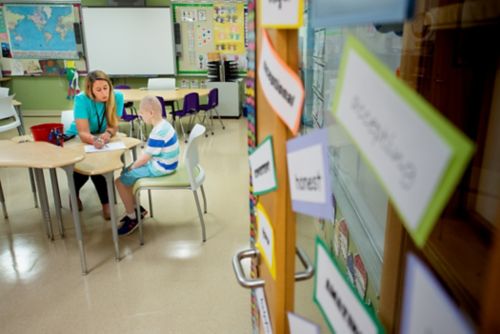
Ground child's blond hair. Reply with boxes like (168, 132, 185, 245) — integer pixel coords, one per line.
(139, 95, 162, 116)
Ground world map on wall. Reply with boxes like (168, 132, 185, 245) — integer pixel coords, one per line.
(4, 4, 78, 59)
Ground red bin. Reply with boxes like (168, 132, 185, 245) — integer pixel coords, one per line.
(31, 123, 65, 146)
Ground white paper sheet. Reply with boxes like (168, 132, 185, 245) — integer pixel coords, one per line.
(287, 312, 320, 334)
(84, 141, 127, 153)
(401, 254, 474, 334)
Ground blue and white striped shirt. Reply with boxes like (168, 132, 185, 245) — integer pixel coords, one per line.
(145, 119, 179, 175)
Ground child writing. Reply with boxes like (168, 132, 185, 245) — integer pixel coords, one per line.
(115, 95, 180, 236)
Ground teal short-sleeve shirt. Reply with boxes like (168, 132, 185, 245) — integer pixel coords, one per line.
(66, 91, 124, 136)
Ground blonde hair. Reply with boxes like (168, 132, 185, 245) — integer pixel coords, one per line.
(85, 70, 119, 128)
(139, 95, 162, 116)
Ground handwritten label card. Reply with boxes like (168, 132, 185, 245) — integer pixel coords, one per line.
(287, 312, 320, 334)
(256, 202, 276, 279)
(249, 136, 278, 195)
(256, 287, 273, 334)
(258, 29, 305, 135)
(286, 129, 334, 220)
(261, 0, 303, 28)
(401, 254, 474, 334)
(332, 36, 474, 247)
(314, 237, 383, 334)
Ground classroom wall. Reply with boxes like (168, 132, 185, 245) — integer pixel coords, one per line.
(5, 0, 171, 115)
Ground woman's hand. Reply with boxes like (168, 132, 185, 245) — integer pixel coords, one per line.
(93, 136, 105, 149)
(100, 131, 112, 144)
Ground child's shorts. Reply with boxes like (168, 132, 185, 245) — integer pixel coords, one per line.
(119, 165, 157, 186)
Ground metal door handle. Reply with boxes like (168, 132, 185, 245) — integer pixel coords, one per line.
(232, 248, 265, 288)
(232, 247, 315, 289)
(294, 246, 314, 282)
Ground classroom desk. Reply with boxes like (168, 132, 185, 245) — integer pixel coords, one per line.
(65, 135, 141, 267)
(116, 88, 210, 103)
(7, 134, 141, 274)
(0, 140, 86, 270)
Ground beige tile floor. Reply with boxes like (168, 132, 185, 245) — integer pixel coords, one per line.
(0, 116, 253, 333)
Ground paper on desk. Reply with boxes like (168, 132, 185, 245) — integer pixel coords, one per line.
(84, 141, 126, 153)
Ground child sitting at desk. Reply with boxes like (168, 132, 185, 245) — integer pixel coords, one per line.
(115, 95, 180, 236)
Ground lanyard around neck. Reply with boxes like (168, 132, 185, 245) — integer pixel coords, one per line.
(94, 101, 106, 134)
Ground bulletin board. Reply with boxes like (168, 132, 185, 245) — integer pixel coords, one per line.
(173, 2, 247, 76)
(174, 3, 215, 75)
(0, 3, 86, 76)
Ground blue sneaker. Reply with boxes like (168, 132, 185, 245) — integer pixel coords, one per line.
(119, 206, 148, 223)
(118, 216, 140, 236)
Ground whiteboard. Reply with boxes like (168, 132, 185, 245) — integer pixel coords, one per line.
(81, 7, 176, 76)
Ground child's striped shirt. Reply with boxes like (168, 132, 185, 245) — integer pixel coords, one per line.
(144, 119, 179, 175)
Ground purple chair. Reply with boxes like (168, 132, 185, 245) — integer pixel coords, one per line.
(155, 96, 167, 120)
(115, 85, 143, 140)
(171, 92, 200, 143)
(198, 88, 225, 137)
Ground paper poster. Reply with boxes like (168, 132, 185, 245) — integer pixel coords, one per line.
(24, 60, 42, 74)
(258, 29, 305, 135)
(310, 0, 412, 28)
(332, 36, 474, 247)
(10, 59, 24, 75)
(261, 0, 304, 28)
(286, 129, 333, 220)
(287, 312, 320, 334)
(198, 9, 207, 21)
(400, 254, 474, 334)
(249, 136, 278, 195)
(314, 237, 383, 334)
(213, 2, 245, 55)
(255, 202, 276, 279)
(255, 287, 273, 334)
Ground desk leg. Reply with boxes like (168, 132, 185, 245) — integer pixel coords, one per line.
(104, 172, 120, 261)
(49, 169, 64, 237)
(62, 166, 88, 275)
(34, 169, 53, 240)
(29, 168, 39, 208)
(0, 179, 8, 219)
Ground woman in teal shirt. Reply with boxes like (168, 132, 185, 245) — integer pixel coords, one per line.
(66, 70, 124, 219)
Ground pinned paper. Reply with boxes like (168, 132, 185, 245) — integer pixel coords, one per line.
(258, 29, 304, 135)
(256, 287, 273, 334)
(249, 136, 278, 195)
(286, 129, 334, 220)
(287, 312, 320, 334)
(255, 202, 276, 279)
(261, 0, 304, 28)
(401, 254, 474, 334)
(332, 36, 474, 247)
(314, 237, 383, 334)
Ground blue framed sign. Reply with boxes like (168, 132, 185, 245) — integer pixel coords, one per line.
(310, 0, 413, 28)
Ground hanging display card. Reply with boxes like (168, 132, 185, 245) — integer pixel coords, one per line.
(400, 254, 474, 334)
(287, 312, 320, 334)
(332, 36, 474, 247)
(256, 202, 276, 279)
(255, 287, 273, 334)
(286, 128, 334, 220)
(314, 237, 383, 334)
(249, 136, 278, 195)
(261, 0, 304, 28)
(258, 29, 304, 135)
